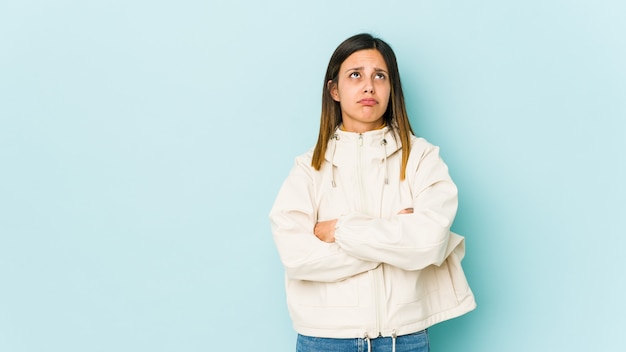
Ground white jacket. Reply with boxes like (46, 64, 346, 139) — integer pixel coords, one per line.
(270, 127, 476, 338)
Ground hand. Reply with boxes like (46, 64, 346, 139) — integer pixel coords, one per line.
(314, 209, 411, 243)
(398, 208, 414, 214)
(314, 219, 337, 243)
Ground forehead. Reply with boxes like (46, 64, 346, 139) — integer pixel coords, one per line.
(341, 49, 388, 71)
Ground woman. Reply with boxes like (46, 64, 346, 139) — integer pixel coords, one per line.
(270, 33, 476, 352)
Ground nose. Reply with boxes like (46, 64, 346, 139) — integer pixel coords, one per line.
(364, 78, 374, 94)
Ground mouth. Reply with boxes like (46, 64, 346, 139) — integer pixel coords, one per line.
(358, 98, 377, 106)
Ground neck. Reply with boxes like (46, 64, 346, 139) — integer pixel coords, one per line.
(340, 122, 386, 133)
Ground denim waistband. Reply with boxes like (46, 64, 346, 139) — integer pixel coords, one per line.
(296, 329, 429, 352)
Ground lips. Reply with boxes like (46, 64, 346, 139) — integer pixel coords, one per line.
(358, 98, 377, 106)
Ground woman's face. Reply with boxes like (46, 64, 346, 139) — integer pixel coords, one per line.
(329, 49, 391, 133)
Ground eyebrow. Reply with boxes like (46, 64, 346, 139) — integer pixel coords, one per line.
(345, 67, 389, 73)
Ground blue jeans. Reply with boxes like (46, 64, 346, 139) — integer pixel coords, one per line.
(296, 330, 429, 352)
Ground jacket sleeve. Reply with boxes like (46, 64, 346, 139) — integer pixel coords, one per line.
(269, 157, 380, 283)
(334, 143, 459, 271)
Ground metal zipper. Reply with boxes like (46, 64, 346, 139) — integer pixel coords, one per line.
(358, 132, 385, 336)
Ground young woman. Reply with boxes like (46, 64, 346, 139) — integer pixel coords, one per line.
(270, 33, 476, 352)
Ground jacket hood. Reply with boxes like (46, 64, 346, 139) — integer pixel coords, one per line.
(324, 126, 401, 166)
(325, 126, 401, 187)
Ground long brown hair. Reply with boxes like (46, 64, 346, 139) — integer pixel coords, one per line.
(311, 33, 414, 180)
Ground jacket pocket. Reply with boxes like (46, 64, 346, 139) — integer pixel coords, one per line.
(287, 278, 358, 307)
(390, 266, 439, 304)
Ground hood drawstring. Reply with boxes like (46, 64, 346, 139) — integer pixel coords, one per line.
(330, 133, 339, 188)
(381, 138, 389, 185)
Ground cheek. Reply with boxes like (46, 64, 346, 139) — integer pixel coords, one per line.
(379, 85, 391, 106)
(376, 81, 391, 94)
(338, 82, 355, 96)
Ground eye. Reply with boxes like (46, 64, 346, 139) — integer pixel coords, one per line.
(349, 72, 361, 78)
(374, 72, 386, 80)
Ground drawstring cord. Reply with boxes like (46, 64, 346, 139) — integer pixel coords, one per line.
(364, 333, 372, 352)
(363, 330, 397, 352)
(381, 138, 388, 185)
(331, 133, 338, 187)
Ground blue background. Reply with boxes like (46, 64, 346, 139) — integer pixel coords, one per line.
(1, 0, 625, 351)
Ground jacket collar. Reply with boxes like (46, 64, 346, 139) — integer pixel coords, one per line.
(324, 126, 401, 166)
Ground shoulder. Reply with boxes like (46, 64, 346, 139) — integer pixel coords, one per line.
(406, 136, 449, 175)
(282, 147, 318, 184)
(408, 135, 440, 159)
(294, 147, 315, 169)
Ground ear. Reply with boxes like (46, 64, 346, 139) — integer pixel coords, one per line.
(327, 80, 340, 102)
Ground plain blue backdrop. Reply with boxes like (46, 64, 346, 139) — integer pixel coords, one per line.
(1, 0, 624, 351)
